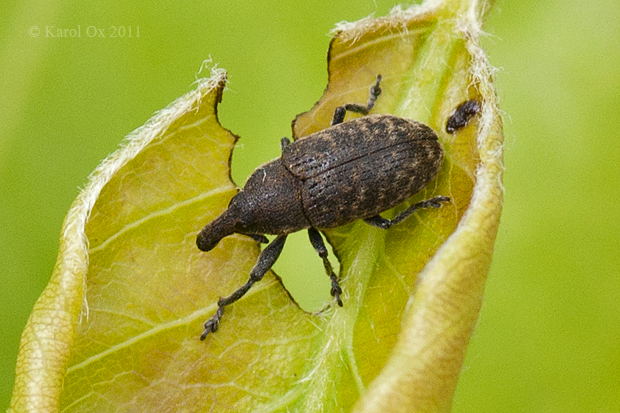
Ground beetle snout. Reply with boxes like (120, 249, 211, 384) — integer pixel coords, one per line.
(196, 228, 220, 252)
(196, 210, 237, 252)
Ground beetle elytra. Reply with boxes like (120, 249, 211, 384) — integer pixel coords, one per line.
(197, 75, 450, 340)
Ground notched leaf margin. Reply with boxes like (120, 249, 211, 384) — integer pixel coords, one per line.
(9, 63, 229, 413)
(345, 3, 504, 413)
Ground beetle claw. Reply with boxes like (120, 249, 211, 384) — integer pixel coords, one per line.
(201, 306, 224, 340)
(330, 276, 343, 307)
(335, 295, 343, 307)
(332, 288, 343, 307)
(200, 319, 218, 341)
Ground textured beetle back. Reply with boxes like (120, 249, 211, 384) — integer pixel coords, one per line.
(282, 115, 443, 229)
(283, 115, 437, 179)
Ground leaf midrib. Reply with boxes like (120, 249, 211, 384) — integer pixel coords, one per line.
(88, 185, 236, 253)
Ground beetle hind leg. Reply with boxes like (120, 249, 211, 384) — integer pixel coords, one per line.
(201, 234, 288, 340)
(308, 228, 343, 307)
(331, 75, 382, 126)
(364, 196, 451, 230)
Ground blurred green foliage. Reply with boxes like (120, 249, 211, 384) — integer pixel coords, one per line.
(1, 0, 619, 411)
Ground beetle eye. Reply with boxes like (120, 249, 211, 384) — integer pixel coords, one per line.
(235, 213, 256, 233)
(226, 195, 252, 232)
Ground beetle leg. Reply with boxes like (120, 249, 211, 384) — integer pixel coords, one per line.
(280, 137, 291, 151)
(201, 234, 288, 340)
(364, 196, 451, 230)
(330, 75, 383, 126)
(307, 228, 343, 307)
(330, 107, 347, 126)
(247, 234, 269, 244)
(446, 99, 480, 134)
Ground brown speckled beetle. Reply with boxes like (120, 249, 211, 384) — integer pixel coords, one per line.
(197, 76, 449, 340)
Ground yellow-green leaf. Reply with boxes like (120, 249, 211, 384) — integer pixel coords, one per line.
(10, 0, 503, 411)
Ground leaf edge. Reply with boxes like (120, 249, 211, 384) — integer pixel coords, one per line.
(9, 66, 229, 413)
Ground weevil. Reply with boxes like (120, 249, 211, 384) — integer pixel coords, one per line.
(446, 99, 481, 133)
(197, 75, 450, 340)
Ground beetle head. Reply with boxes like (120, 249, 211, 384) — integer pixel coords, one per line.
(196, 192, 261, 252)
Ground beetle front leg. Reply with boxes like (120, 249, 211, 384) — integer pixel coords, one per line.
(307, 228, 343, 306)
(364, 196, 451, 230)
(201, 234, 288, 340)
(331, 75, 382, 126)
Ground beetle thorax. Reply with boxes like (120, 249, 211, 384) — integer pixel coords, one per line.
(231, 160, 311, 235)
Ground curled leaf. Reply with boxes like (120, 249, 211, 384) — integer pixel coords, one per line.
(10, 0, 502, 412)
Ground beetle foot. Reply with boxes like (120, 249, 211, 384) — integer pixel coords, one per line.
(200, 306, 224, 340)
(330, 275, 343, 307)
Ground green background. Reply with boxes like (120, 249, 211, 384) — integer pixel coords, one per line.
(1, 0, 619, 411)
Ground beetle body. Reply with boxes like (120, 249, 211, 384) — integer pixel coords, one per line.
(198, 114, 442, 252)
(197, 76, 450, 339)
(285, 114, 443, 229)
